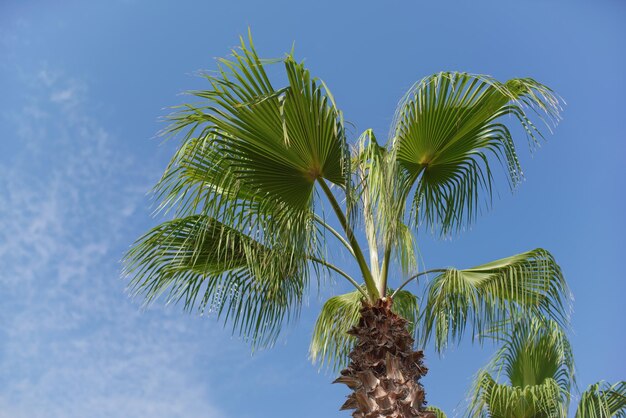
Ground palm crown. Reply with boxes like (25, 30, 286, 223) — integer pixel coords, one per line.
(468, 318, 575, 417)
(467, 317, 625, 418)
(124, 34, 570, 416)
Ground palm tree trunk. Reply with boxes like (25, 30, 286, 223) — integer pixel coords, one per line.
(334, 298, 435, 418)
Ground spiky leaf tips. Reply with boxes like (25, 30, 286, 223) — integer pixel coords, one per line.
(125, 34, 351, 348)
(421, 249, 571, 352)
(575, 381, 626, 418)
(390, 73, 561, 236)
(124, 215, 307, 347)
(466, 318, 574, 418)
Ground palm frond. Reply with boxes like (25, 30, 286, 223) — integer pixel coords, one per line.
(466, 318, 574, 418)
(154, 33, 350, 257)
(123, 215, 308, 348)
(354, 129, 417, 288)
(124, 35, 362, 347)
(309, 289, 362, 371)
(421, 248, 571, 352)
(426, 406, 448, 418)
(575, 381, 626, 418)
(468, 372, 563, 418)
(309, 289, 419, 371)
(390, 72, 562, 235)
(501, 319, 574, 397)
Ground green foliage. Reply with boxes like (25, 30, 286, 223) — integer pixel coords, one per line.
(160, 35, 349, 212)
(472, 375, 563, 418)
(125, 34, 355, 347)
(124, 215, 308, 348)
(426, 406, 448, 418)
(155, 34, 351, 266)
(467, 318, 574, 418)
(125, 34, 568, 372)
(575, 381, 626, 418)
(421, 249, 570, 352)
(466, 318, 625, 418)
(354, 129, 417, 285)
(390, 72, 561, 236)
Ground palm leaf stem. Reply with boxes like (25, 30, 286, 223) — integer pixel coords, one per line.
(379, 246, 392, 298)
(308, 257, 367, 298)
(314, 215, 355, 257)
(391, 268, 448, 298)
(361, 169, 381, 291)
(318, 178, 379, 300)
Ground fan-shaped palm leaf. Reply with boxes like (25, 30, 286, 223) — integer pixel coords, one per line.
(390, 72, 561, 235)
(471, 373, 563, 418)
(467, 318, 573, 418)
(500, 320, 574, 396)
(123, 35, 375, 346)
(154, 34, 350, 259)
(124, 214, 309, 348)
(575, 381, 626, 418)
(421, 248, 570, 352)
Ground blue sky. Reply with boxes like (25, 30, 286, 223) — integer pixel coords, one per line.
(0, 1, 624, 417)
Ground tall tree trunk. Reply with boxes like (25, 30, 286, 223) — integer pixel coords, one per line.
(334, 298, 434, 418)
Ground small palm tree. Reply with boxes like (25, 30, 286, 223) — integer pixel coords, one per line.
(467, 318, 574, 417)
(468, 318, 625, 418)
(124, 34, 570, 417)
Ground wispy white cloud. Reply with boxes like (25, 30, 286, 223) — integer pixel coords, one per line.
(0, 68, 228, 418)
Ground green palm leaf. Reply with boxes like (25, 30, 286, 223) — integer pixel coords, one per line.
(421, 248, 571, 352)
(390, 72, 561, 235)
(154, 33, 349, 256)
(575, 381, 626, 418)
(310, 289, 419, 371)
(426, 406, 448, 418)
(125, 35, 361, 347)
(502, 320, 574, 397)
(124, 214, 308, 348)
(471, 373, 563, 418)
(467, 318, 574, 418)
(354, 129, 418, 285)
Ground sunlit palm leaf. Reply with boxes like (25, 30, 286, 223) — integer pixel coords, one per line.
(154, 34, 349, 255)
(470, 373, 563, 418)
(426, 406, 448, 418)
(501, 319, 574, 398)
(390, 72, 561, 235)
(310, 289, 419, 371)
(575, 381, 626, 418)
(467, 318, 574, 418)
(125, 36, 357, 346)
(421, 248, 570, 352)
(354, 129, 418, 282)
(124, 215, 308, 348)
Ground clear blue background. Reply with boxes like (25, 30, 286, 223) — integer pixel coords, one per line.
(0, 1, 624, 417)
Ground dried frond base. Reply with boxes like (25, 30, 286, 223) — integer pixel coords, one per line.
(334, 298, 434, 418)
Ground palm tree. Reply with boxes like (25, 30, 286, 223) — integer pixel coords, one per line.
(467, 318, 574, 417)
(124, 33, 570, 417)
(467, 318, 625, 418)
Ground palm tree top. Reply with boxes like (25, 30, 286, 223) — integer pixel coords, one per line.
(124, 34, 568, 361)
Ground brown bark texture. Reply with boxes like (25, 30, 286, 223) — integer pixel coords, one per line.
(334, 298, 435, 418)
